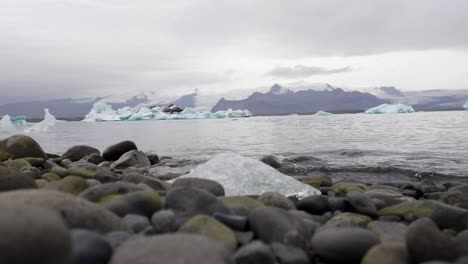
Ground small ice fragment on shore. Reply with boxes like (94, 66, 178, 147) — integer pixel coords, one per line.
(464, 101, 468, 110)
(315, 111, 334, 116)
(26, 109, 56, 133)
(176, 152, 320, 198)
(365, 103, 415, 114)
(0, 115, 16, 132)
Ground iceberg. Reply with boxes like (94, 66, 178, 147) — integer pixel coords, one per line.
(175, 152, 320, 198)
(26, 109, 56, 133)
(365, 103, 415, 114)
(0, 115, 17, 133)
(82, 102, 253, 122)
(464, 101, 468, 110)
(11, 116, 28, 126)
(315, 111, 334, 116)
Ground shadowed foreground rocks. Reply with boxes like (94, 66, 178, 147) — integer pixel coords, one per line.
(0, 134, 467, 264)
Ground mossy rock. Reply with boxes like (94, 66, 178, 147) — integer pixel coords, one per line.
(331, 182, 367, 197)
(66, 167, 99, 179)
(220, 196, 265, 216)
(23, 157, 45, 167)
(0, 135, 46, 159)
(379, 200, 468, 231)
(300, 175, 333, 188)
(104, 190, 161, 218)
(35, 179, 48, 188)
(178, 214, 237, 252)
(5, 159, 32, 170)
(41, 173, 62, 182)
(79, 182, 144, 203)
(326, 212, 373, 227)
(439, 191, 468, 209)
(0, 152, 11, 162)
(44, 176, 88, 195)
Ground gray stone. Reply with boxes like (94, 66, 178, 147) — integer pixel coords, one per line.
(0, 189, 127, 232)
(367, 221, 408, 243)
(311, 227, 380, 264)
(213, 212, 248, 231)
(123, 214, 151, 233)
(151, 209, 178, 233)
(104, 231, 134, 250)
(121, 173, 169, 191)
(0, 134, 46, 159)
(456, 230, 468, 257)
(105, 190, 161, 218)
(260, 155, 281, 169)
(258, 191, 296, 210)
(103, 141, 138, 161)
(233, 241, 276, 264)
(362, 243, 409, 264)
(111, 150, 151, 170)
(270, 242, 310, 264)
(61, 145, 100, 162)
(79, 182, 144, 202)
(0, 167, 37, 191)
(0, 202, 71, 264)
(347, 190, 378, 217)
(171, 177, 225, 196)
(109, 234, 231, 264)
(297, 195, 329, 214)
(71, 229, 112, 264)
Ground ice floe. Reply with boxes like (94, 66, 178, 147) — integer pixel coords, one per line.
(315, 111, 334, 116)
(365, 103, 415, 114)
(0, 115, 17, 133)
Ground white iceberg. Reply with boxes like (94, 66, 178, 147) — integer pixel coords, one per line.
(82, 102, 253, 122)
(464, 101, 468, 110)
(365, 103, 415, 114)
(11, 116, 28, 126)
(175, 152, 320, 198)
(26, 109, 56, 133)
(0, 115, 17, 133)
(315, 111, 334, 116)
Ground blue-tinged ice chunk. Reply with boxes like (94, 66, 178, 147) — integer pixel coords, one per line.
(464, 101, 468, 110)
(365, 103, 415, 114)
(176, 152, 320, 198)
(315, 111, 334, 116)
(11, 116, 28, 126)
(128, 107, 154, 121)
(26, 109, 56, 133)
(0, 115, 17, 133)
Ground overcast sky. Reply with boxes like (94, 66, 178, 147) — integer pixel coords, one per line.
(1, 0, 468, 102)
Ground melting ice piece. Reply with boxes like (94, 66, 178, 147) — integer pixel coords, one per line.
(176, 152, 320, 198)
(11, 116, 28, 126)
(26, 109, 56, 133)
(365, 103, 415, 114)
(464, 101, 468, 110)
(0, 115, 17, 132)
(83, 102, 119, 121)
(315, 111, 334, 116)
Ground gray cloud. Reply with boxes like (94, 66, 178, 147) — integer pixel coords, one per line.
(267, 65, 352, 78)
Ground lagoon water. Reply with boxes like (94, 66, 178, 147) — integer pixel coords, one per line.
(4, 111, 468, 177)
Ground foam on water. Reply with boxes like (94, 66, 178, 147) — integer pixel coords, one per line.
(365, 103, 415, 114)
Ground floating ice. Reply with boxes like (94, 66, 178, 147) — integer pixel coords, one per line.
(0, 115, 17, 133)
(315, 111, 334, 116)
(365, 103, 415, 114)
(175, 152, 320, 198)
(11, 116, 28, 126)
(26, 109, 56, 133)
(464, 101, 468, 110)
(82, 102, 252, 122)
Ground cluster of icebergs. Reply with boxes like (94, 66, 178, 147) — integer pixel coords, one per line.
(82, 102, 253, 122)
(0, 109, 56, 134)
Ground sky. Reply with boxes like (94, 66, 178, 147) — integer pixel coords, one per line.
(1, 0, 468, 103)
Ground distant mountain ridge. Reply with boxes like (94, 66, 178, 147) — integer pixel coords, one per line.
(212, 84, 386, 115)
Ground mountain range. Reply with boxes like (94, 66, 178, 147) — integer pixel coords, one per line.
(1, 84, 468, 118)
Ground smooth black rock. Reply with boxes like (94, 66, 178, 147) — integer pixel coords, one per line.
(249, 206, 311, 247)
(111, 150, 151, 170)
(213, 212, 248, 231)
(347, 190, 378, 218)
(71, 229, 113, 264)
(171, 177, 225, 196)
(166, 187, 231, 226)
(270, 242, 310, 264)
(104, 231, 134, 250)
(103, 140, 138, 161)
(311, 227, 380, 264)
(147, 153, 159, 165)
(260, 155, 282, 169)
(297, 195, 329, 215)
(61, 145, 100, 162)
(123, 214, 151, 233)
(328, 197, 350, 212)
(406, 218, 458, 263)
(233, 241, 276, 264)
(0, 134, 46, 159)
(80, 153, 105, 165)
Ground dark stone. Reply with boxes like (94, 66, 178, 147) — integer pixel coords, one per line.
(104, 231, 134, 250)
(103, 140, 138, 161)
(123, 214, 151, 233)
(311, 228, 380, 264)
(147, 153, 159, 165)
(61, 145, 100, 162)
(0, 167, 37, 191)
(368, 221, 408, 243)
(71, 229, 112, 264)
(151, 210, 178, 233)
(121, 173, 169, 191)
(347, 190, 378, 218)
(233, 241, 276, 264)
(234, 231, 254, 245)
(111, 150, 151, 170)
(328, 197, 350, 212)
(80, 153, 105, 165)
(260, 155, 281, 169)
(166, 187, 231, 226)
(456, 230, 468, 257)
(105, 190, 161, 218)
(270, 242, 310, 264)
(213, 212, 248, 231)
(110, 234, 231, 264)
(258, 191, 296, 210)
(0, 134, 46, 159)
(0, 203, 71, 264)
(171, 177, 225, 196)
(297, 195, 329, 215)
(79, 182, 144, 202)
(406, 218, 458, 263)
